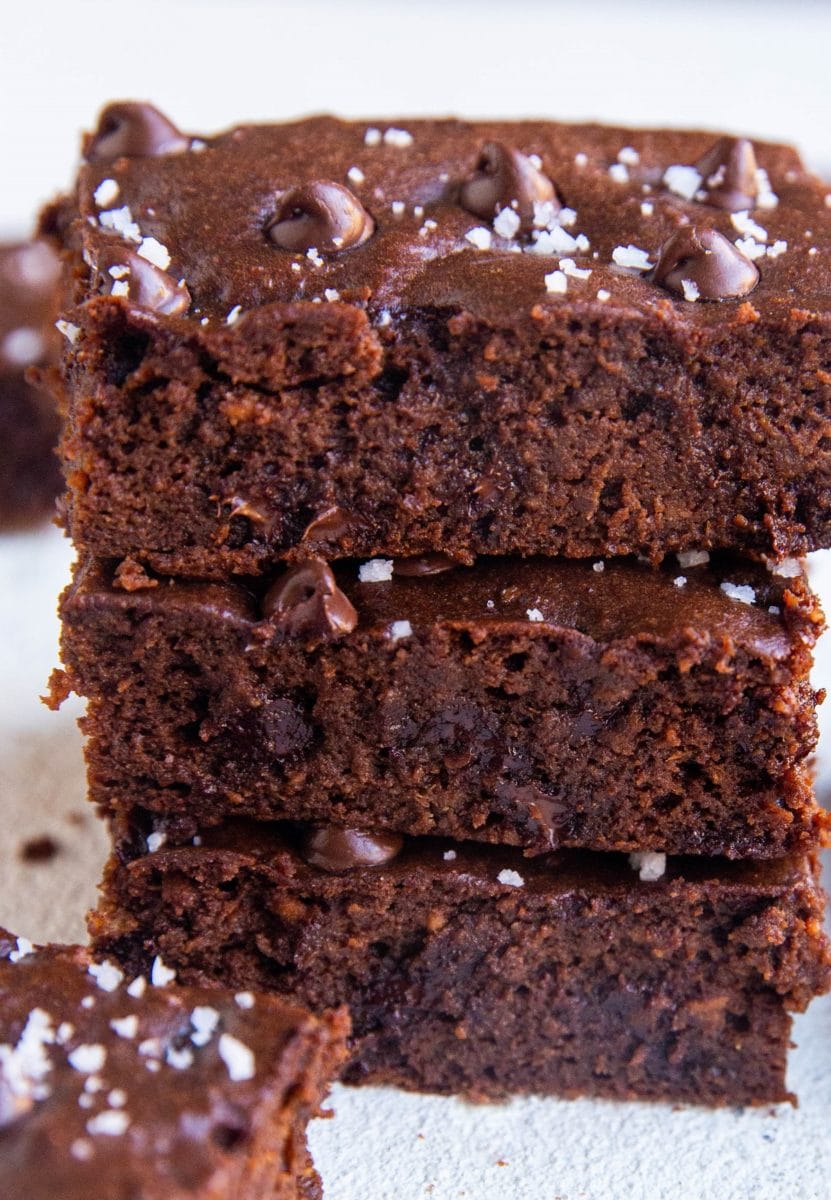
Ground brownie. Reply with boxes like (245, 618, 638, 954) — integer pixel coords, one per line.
(55, 552, 826, 859)
(0, 241, 63, 528)
(90, 822, 831, 1106)
(43, 106, 831, 574)
(0, 927, 348, 1199)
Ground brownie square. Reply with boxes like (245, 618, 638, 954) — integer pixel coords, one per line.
(0, 928, 348, 1199)
(44, 108, 831, 574)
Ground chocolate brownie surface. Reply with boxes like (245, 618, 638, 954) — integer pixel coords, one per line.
(57, 553, 826, 858)
(91, 824, 831, 1106)
(47, 108, 831, 572)
(0, 928, 347, 1200)
(0, 241, 62, 528)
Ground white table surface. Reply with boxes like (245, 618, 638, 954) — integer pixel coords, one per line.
(1, 3, 830, 1195)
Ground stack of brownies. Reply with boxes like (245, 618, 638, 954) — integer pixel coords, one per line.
(46, 104, 831, 1106)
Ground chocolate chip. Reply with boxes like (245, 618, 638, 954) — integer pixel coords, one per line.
(301, 505, 356, 543)
(261, 560, 358, 637)
(460, 142, 559, 231)
(266, 182, 374, 253)
(393, 554, 460, 577)
(651, 227, 759, 301)
(92, 242, 191, 316)
(301, 824, 403, 872)
(694, 137, 758, 212)
(84, 101, 190, 162)
(19, 835, 60, 863)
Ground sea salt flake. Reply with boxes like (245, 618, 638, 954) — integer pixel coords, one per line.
(640, 201, 654, 217)
(493, 207, 521, 239)
(218, 1034, 255, 1082)
(629, 851, 666, 882)
(137, 237, 170, 270)
(618, 146, 639, 165)
(108, 264, 129, 279)
(68, 1044, 106, 1074)
(166, 1045, 194, 1070)
(529, 226, 578, 256)
(574, 152, 588, 167)
(544, 269, 568, 295)
(88, 961, 123, 993)
(674, 576, 687, 588)
(677, 549, 709, 568)
(596, 289, 611, 302)
(497, 869, 525, 888)
(56, 319, 80, 344)
(755, 168, 779, 209)
(10, 937, 34, 963)
(235, 992, 255, 1010)
(306, 247, 324, 267)
(81, 997, 95, 1010)
(769, 605, 781, 615)
(94, 178, 120, 206)
(731, 211, 768, 241)
(358, 559, 394, 583)
(110, 1015, 139, 1039)
(84, 1074, 103, 1094)
(720, 581, 756, 606)
(389, 620, 413, 642)
(70, 1138, 94, 1161)
(767, 240, 787, 259)
(151, 956, 176, 987)
(526, 607, 544, 622)
(608, 163, 629, 183)
(558, 207, 577, 228)
(324, 288, 341, 302)
(592, 561, 604, 573)
(769, 557, 801, 577)
(443, 850, 457, 861)
(681, 279, 700, 303)
(559, 258, 591, 280)
(364, 128, 382, 146)
(383, 127, 413, 148)
(87, 1110, 130, 1137)
(146, 831, 166, 853)
(108, 1089, 127, 1107)
(663, 164, 702, 201)
(418, 219, 438, 237)
(391, 200, 406, 216)
(347, 165, 365, 184)
(126, 976, 147, 999)
(0, 1007, 55, 1102)
(612, 244, 652, 272)
(98, 205, 141, 243)
(190, 1006, 220, 1047)
(734, 237, 767, 262)
(56, 1023, 75, 1045)
(465, 226, 492, 251)
(110, 280, 130, 298)
(138, 1038, 162, 1059)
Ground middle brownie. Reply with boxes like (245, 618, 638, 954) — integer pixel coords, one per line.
(57, 553, 826, 859)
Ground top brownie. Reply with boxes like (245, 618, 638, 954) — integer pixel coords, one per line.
(47, 105, 831, 574)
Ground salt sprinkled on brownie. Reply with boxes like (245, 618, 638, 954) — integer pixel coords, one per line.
(109, 1015, 138, 1039)
(126, 976, 146, 999)
(10, 937, 35, 963)
(608, 163, 629, 183)
(324, 288, 341, 302)
(596, 288, 611, 302)
(166, 1045, 194, 1070)
(88, 961, 123, 993)
(674, 576, 687, 588)
(443, 850, 457, 861)
(767, 240, 788, 258)
(190, 1005, 220, 1046)
(383, 128, 414, 148)
(234, 992, 255, 1010)
(663, 164, 702, 201)
(137, 237, 171, 270)
(493, 207, 521, 239)
(0, 1007, 55, 1101)
(86, 1109, 130, 1136)
(218, 1033, 255, 1081)
(347, 165, 365, 184)
(150, 956, 176, 987)
(769, 557, 802, 577)
(592, 561, 604, 572)
(391, 200, 406, 216)
(544, 270, 568, 295)
(363, 127, 382, 147)
(497, 869, 525, 888)
(755, 167, 779, 209)
(731, 211, 768, 242)
(526, 607, 544, 622)
(56, 319, 80, 344)
(677, 549, 710, 568)
(93, 178, 120, 207)
(67, 1044, 107, 1073)
(681, 279, 700, 302)
(618, 146, 639, 165)
(98, 205, 141, 243)
(640, 201, 654, 217)
(358, 558, 394, 583)
(465, 227, 492, 251)
(306, 247, 324, 268)
(574, 152, 588, 167)
(720, 581, 756, 605)
(612, 244, 652, 272)
(225, 305, 243, 325)
(559, 258, 592, 280)
(389, 620, 413, 641)
(628, 851, 667, 882)
(146, 830, 166, 853)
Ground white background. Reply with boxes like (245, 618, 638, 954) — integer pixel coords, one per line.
(1, 3, 830, 1197)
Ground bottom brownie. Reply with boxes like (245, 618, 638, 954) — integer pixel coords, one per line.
(91, 823, 831, 1107)
(0, 927, 348, 1200)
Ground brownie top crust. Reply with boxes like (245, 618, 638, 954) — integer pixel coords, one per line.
(0, 241, 62, 373)
(53, 108, 831, 332)
(0, 928, 345, 1198)
(70, 552, 820, 661)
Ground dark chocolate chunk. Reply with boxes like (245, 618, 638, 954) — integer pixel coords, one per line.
(301, 824, 403, 872)
(651, 227, 759, 300)
(393, 554, 460, 577)
(695, 137, 758, 212)
(460, 142, 559, 231)
(261, 560, 358, 636)
(301, 506, 356, 543)
(19, 835, 60, 863)
(90, 241, 190, 315)
(265, 182, 374, 253)
(84, 101, 190, 162)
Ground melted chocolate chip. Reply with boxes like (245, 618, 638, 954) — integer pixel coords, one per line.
(695, 137, 758, 212)
(460, 142, 559, 231)
(261, 560, 358, 637)
(84, 101, 190, 162)
(92, 242, 190, 315)
(495, 781, 569, 847)
(301, 824, 403, 872)
(301, 506, 356, 543)
(393, 554, 460, 577)
(266, 182, 374, 253)
(651, 227, 759, 300)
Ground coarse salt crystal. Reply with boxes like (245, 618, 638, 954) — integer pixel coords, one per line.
(364, 128, 382, 146)
(389, 620, 413, 642)
(418, 219, 438, 237)
(559, 258, 591, 280)
(383, 127, 413, 147)
(93, 178, 120, 207)
(558, 207, 577, 228)
(151, 957, 176, 987)
(674, 576, 687, 588)
(443, 850, 457, 861)
(755, 168, 779, 209)
(497, 869, 525, 888)
(391, 200, 406, 216)
(218, 1034, 255, 1081)
(146, 831, 166, 853)
(126, 976, 147, 999)
(84, 1075, 103, 1094)
(0, 1007, 55, 1102)
(592, 561, 604, 573)
(56, 319, 80, 344)
(10, 937, 34, 963)
(465, 227, 492, 251)
(608, 163, 629, 183)
(529, 226, 579, 256)
(618, 146, 639, 165)
(138, 1038, 162, 1059)
(734, 237, 767, 262)
(324, 288, 340, 302)
(166, 1045, 194, 1070)
(108, 264, 129, 279)
(663, 164, 702, 201)
(612, 244, 652, 272)
(56, 1023, 74, 1045)
(629, 851, 666, 882)
(108, 1089, 127, 1107)
(235, 992, 255, 1010)
(574, 152, 588, 167)
(110, 1015, 139, 1039)
(190, 1006, 220, 1047)
(681, 279, 700, 303)
(137, 237, 170, 270)
(68, 1044, 106, 1074)
(87, 1110, 130, 1137)
(767, 240, 787, 259)
(596, 289, 611, 302)
(731, 211, 767, 242)
(71, 1138, 94, 1161)
(98, 206, 141, 243)
(677, 549, 709, 568)
(110, 280, 130, 298)
(88, 961, 123, 993)
(493, 207, 521, 239)
(640, 201, 654, 217)
(769, 605, 781, 615)
(306, 247, 324, 267)
(347, 165, 365, 184)
(720, 581, 756, 606)
(544, 269, 568, 295)
(769, 557, 801, 577)
(358, 559, 394, 583)
(526, 607, 544, 622)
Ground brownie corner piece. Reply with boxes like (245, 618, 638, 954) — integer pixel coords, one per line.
(0, 927, 348, 1200)
(50, 107, 831, 571)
